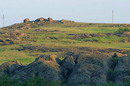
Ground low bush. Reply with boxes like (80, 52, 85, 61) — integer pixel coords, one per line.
(116, 28, 130, 34)
(0, 75, 19, 86)
(0, 76, 62, 86)
(100, 82, 118, 86)
(1, 75, 130, 86)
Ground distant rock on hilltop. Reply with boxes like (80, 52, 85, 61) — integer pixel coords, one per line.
(1, 17, 74, 30)
(23, 18, 30, 23)
(23, 17, 74, 23)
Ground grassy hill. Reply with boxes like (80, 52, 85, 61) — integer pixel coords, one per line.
(0, 20, 130, 65)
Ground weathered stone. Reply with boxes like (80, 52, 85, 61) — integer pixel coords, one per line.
(0, 61, 22, 76)
(123, 31, 130, 36)
(1, 52, 129, 86)
(61, 56, 75, 80)
(60, 19, 74, 23)
(108, 56, 130, 85)
(115, 57, 130, 71)
(35, 18, 45, 22)
(67, 54, 108, 86)
(48, 18, 54, 22)
(67, 62, 107, 86)
(23, 18, 30, 23)
(12, 58, 63, 82)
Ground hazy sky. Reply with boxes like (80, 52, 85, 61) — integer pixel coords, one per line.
(0, 0, 130, 27)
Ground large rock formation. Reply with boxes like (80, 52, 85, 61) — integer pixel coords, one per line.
(61, 56, 75, 81)
(0, 52, 130, 86)
(66, 53, 109, 86)
(12, 55, 63, 82)
(22, 17, 74, 24)
(112, 57, 130, 85)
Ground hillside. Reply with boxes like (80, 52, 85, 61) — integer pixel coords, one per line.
(0, 18, 130, 86)
(0, 18, 130, 65)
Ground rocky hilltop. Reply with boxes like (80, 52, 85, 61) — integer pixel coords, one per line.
(23, 17, 74, 23)
(2, 17, 75, 30)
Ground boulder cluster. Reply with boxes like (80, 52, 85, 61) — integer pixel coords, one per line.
(0, 52, 129, 86)
(23, 17, 74, 23)
(23, 17, 54, 23)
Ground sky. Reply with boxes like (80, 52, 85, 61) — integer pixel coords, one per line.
(0, 0, 130, 27)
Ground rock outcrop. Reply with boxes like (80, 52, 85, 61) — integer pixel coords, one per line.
(35, 18, 45, 22)
(0, 53, 130, 86)
(66, 53, 108, 86)
(12, 55, 63, 82)
(60, 19, 74, 23)
(23, 18, 30, 23)
(113, 57, 130, 85)
(0, 61, 22, 76)
(123, 31, 130, 36)
(23, 17, 74, 24)
(48, 17, 54, 22)
(61, 56, 75, 81)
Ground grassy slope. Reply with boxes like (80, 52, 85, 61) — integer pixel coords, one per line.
(25, 26, 130, 49)
(0, 22, 130, 65)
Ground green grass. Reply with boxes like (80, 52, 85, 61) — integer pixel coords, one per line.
(0, 48, 6, 52)
(22, 26, 130, 50)
(77, 36, 128, 43)
(0, 22, 130, 65)
(0, 45, 35, 65)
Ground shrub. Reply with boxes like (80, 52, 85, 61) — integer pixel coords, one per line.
(0, 76, 62, 86)
(0, 75, 19, 86)
(116, 28, 130, 34)
(22, 77, 62, 86)
(124, 79, 130, 86)
(100, 82, 118, 86)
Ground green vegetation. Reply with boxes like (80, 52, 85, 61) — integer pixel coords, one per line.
(0, 76, 130, 86)
(116, 28, 130, 34)
(100, 82, 118, 86)
(77, 36, 128, 43)
(0, 76, 62, 86)
(0, 45, 35, 65)
(0, 22, 130, 65)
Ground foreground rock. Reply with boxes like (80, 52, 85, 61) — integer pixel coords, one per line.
(113, 57, 130, 85)
(12, 55, 63, 82)
(0, 61, 22, 76)
(67, 53, 109, 86)
(0, 53, 130, 86)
